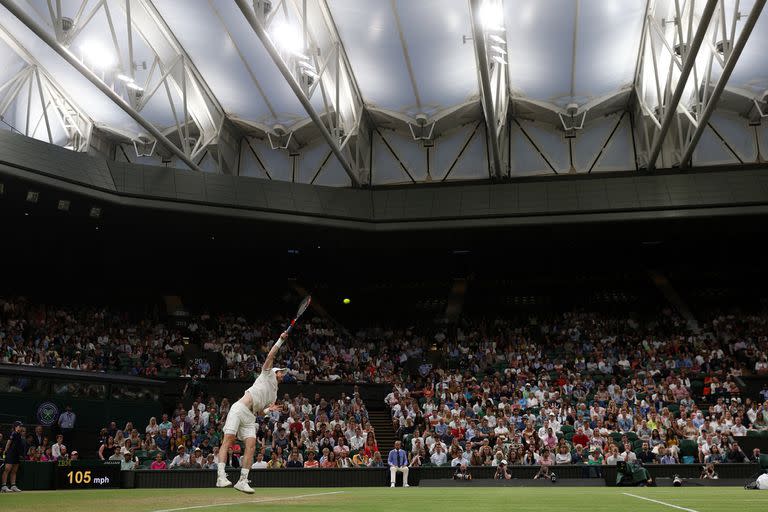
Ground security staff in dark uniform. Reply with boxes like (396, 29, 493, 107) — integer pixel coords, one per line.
(1, 421, 24, 492)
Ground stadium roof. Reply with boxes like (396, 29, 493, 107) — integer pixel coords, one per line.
(0, 0, 765, 187)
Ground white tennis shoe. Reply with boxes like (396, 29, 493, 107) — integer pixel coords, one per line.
(234, 479, 254, 494)
(216, 476, 232, 488)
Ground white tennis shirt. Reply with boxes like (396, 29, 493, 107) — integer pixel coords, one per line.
(247, 369, 278, 415)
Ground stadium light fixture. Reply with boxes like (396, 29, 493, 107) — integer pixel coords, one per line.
(79, 40, 116, 70)
(57, 200, 70, 212)
(272, 22, 305, 58)
(117, 73, 133, 82)
(26, 191, 39, 203)
(89, 206, 102, 219)
(125, 82, 144, 92)
(488, 34, 506, 45)
(478, 0, 504, 32)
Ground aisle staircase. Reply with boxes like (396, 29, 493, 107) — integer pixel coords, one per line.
(367, 408, 396, 455)
(648, 270, 699, 331)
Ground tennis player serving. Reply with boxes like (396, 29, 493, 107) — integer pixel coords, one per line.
(216, 330, 289, 493)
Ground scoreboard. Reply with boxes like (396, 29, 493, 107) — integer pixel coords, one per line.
(55, 463, 121, 489)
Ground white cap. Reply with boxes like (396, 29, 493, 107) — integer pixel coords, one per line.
(500, 460, 507, 465)
(272, 367, 288, 373)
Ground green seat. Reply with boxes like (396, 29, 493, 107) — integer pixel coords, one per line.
(561, 425, 575, 434)
(747, 430, 761, 437)
(565, 433, 574, 442)
(759, 454, 768, 471)
(625, 432, 638, 441)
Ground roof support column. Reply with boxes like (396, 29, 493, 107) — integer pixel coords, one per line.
(678, 0, 766, 167)
(468, 0, 507, 179)
(645, 0, 718, 171)
(234, 0, 361, 186)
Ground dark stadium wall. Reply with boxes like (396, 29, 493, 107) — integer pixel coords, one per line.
(3, 129, 768, 233)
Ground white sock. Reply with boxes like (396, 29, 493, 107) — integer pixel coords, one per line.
(217, 462, 226, 477)
(240, 468, 249, 481)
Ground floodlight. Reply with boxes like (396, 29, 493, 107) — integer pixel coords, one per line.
(478, 1, 504, 31)
(125, 82, 144, 91)
(272, 22, 304, 57)
(80, 40, 116, 69)
(57, 200, 70, 212)
(117, 74, 133, 82)
(489, 34, 506, 45)
(26, 191, 39, 203)
(89, 207, 102, 219)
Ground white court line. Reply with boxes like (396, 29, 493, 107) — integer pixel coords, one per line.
(623, 493, 700, 512)
(151, 490, 346, 512)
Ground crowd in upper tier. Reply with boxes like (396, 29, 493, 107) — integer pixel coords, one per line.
(2, 296, 767, 385)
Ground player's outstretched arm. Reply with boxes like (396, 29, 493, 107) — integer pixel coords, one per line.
(263, 331, 288, 371)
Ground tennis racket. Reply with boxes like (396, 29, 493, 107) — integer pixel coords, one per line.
(286, 295, 312, 333)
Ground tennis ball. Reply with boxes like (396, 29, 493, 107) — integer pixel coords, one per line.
(343, 298, 351, 304)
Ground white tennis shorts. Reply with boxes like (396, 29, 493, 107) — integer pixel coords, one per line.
(223, 401, 256, 440)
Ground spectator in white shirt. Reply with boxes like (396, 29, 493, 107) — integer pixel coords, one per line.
(555, 445, 572, 464)
(731, 417, 747, 436)
(251, 453, 268, 469)
(51, 435, 65, 460)
(430, 444, 447, 466)
(169, 446, 191, 468)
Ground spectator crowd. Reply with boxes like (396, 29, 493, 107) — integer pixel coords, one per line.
(4, 390, 388, 472)
(383, 309, 768, 474)
(3, 295, 768, 476)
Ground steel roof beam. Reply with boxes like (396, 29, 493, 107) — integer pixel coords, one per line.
(678, 0, 766, 168)
(469, 0, 505, 179)
(233, 0, 361, 187)
(0, 24, 92, 151)
(646, 0, 718, 171)
(0, 0, 205, 172)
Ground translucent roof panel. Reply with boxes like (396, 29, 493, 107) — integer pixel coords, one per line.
(505, 0, 645, 108)
(209, 1, 311, 128)
(329, 0, 479, 118)
(151, 0, 277, 127)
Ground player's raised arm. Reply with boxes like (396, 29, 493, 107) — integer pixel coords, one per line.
(263, 331, 288, 371)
